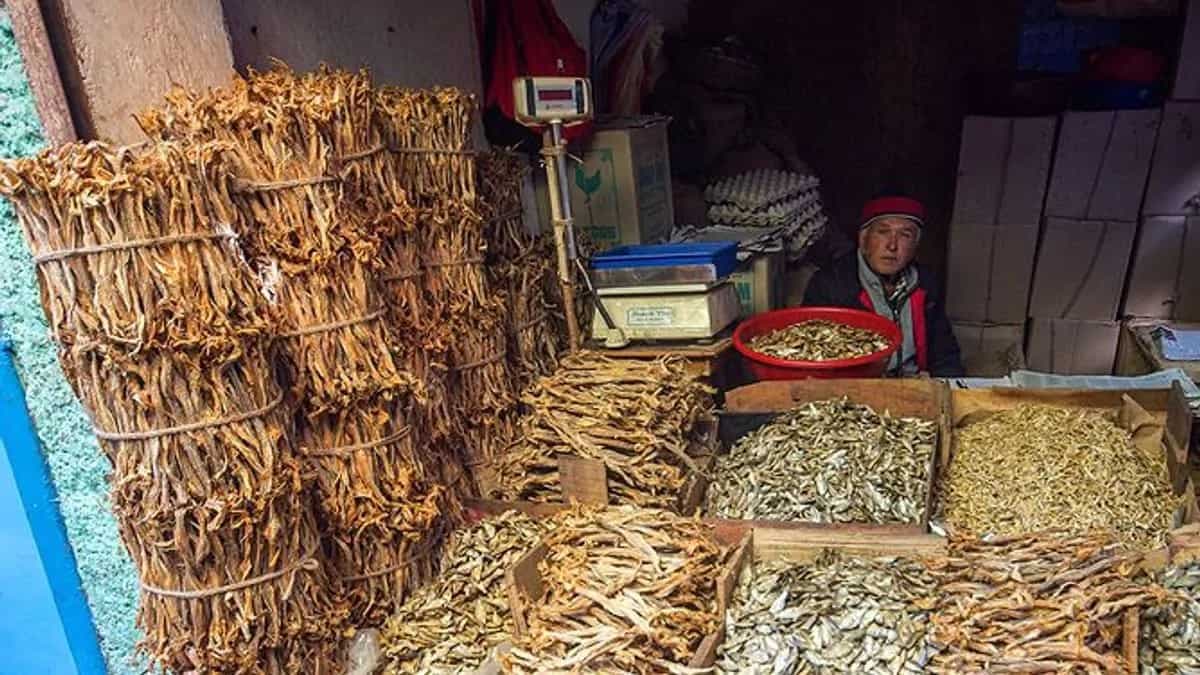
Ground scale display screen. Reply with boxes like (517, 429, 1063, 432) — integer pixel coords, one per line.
(513, 77, 592, 124)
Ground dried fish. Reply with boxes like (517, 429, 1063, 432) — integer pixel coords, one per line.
(717, 551, 939, 674)
(707, 399, 935, 524)
(943, 405, 1182, 550)
(381, 512, 549, 674)
(748, 320, 890, 361)
(1140, 561, 1200, 675)
(488, 354, 716, 509)
(929, 531, 1168, 674)
(502, 506, 727, 674)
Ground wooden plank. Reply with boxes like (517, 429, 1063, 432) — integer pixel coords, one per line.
(465, 498, 568, 519)
(556, 455, 609, 506)
(751, 526, 947, 562)
(724, 378, 942, 418)
(1122, 608, 1139, 675)
(6, 0, 76, 144)
(506, 542, 547, 638)
(1166, 381, 1194, 495)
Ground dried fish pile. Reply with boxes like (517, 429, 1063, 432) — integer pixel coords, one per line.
(707, 399, 935, 523)
(717, 552, 938, 674)
(943, 404, 1181, 550)
(1140, 561, 1200, 674)
(137, 67, 450, 626)
(479, 149, 564, 393)
(0, 142, 345, 671)
(928, 531, 1167, 673)
(380, 511, 549, 674)
(503, 506, 727, 674)
(748, 319, 890, 361)
(488, 354, 716, 508)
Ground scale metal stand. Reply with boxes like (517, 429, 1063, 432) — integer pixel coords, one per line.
(512, 76, 628, 350)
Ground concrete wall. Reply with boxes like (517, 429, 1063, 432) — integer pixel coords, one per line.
(222, 0, 484, 94)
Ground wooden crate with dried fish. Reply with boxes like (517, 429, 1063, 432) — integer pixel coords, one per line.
(715, 527, 946, 674)
(929, 531, 1158, 674)
(0, 141, 346, 672)
(502, 506, 734, 673)
(937, 387, 1200, 552)
(485, 353, 718, 512)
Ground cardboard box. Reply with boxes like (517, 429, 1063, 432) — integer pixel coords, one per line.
(1123, 215, 1200, 319)
(945, 222, 1041, 323)
(952, 321, 1027, 377)
(1028, 217, 1136, 320)
(534, 116, 674, 251)
(952, 116, 1057, 225)
(729, 250, 784, 318)
(1143, 102, 1200, 215)
(1044, 109, 1161, 221)
(1175, 0, 1200, 100)
(1026, 318, 1120, 374)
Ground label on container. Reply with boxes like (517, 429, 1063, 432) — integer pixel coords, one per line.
(627, 307, 674, 326)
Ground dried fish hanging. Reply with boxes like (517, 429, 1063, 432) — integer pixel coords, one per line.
(489, 354, 716, 508)
(380, 511, 550, 674)
(0, 142, 346, 672)
(1140, 561, 1200, 674)
(137, 68, 449, 627)
(942, 404, 1181, 550)
(706, 399, 936, 524)
(928, 531, 1167, 673)
(717, 552, 939, 674)
(502, 506, 727, 674)
(478, 149, 564, 393)
(375, 87, 518, 492)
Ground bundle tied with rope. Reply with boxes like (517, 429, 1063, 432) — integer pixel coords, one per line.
(0, 141, 347, 673)
(489, 354, 717, 509)
(137, 66, 452, 627)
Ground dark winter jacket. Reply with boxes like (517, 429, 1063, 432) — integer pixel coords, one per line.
(802, 254, 965, 377)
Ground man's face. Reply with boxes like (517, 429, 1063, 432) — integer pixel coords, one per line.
(859, 216, 920, 276)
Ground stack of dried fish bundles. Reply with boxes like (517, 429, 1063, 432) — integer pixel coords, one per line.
(928, 531, 1166, 673)
(0, 142, 345, 672)
(138, 67, 450, 626)
(707, 399, 936, 523)
(717, 551, 939, 673)
(747, 320, 891, 361)
(942, 404, 1182, 550)
(1140, 561, 1200, 674)
(380, 511, 549, 674)
(488, 354, 716, 509)
(503, 506, 728, 674)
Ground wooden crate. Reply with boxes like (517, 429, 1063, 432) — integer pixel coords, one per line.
(713, 378, 948, 534)
(505, 531, 735, 669)
(937, 385, 1200, 549)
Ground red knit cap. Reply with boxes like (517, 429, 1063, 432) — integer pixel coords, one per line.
(860, 196, 926, 230)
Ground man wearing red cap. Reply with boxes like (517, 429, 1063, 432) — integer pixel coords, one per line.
(803, 195, 964, 377)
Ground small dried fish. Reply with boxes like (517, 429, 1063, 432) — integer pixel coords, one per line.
(502, 506, 727, 674)
(717, 551, 938, 674)
(929, 531, 1169, 674)
(1140, 561, 1200, 675)
(706, 399, 935, 523)
(489, 354, 715, 509)
(381, 512, 549, 674)
(748, 320, 889, 361)
(943, 405, 1182, 550)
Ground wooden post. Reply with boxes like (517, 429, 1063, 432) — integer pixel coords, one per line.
(6, 0, 76, 144)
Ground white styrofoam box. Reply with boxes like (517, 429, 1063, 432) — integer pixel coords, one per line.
(1044, 109, 1161, 222)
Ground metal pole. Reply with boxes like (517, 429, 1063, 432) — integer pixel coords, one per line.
(541, 123, 581, 351)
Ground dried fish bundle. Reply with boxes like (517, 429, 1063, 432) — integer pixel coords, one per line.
(503, 506, 727, 674)
(0, 141, 346, 672)
(489, 354, 716, 508)
(717, 552, 938, 674)
(1140, 561, 1200, 674)
(943, 404, 1181, 550)
(380, 511, 549, 674)
(707, 399, 935, 523)
(747, 319, 890, 361)
(928, 531, 1167, 673)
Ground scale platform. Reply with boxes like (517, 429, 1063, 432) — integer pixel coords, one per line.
(590, 281, 740, 341)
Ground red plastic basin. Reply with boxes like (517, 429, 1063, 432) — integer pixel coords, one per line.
(733, 307, 901, 380)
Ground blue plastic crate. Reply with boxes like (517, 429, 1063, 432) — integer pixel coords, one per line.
(591, 242, 739, 277)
